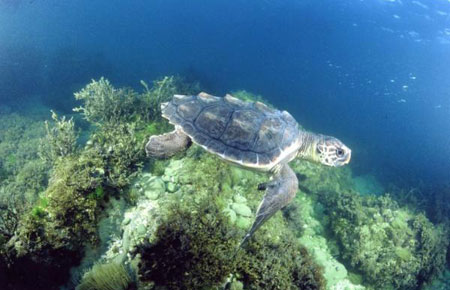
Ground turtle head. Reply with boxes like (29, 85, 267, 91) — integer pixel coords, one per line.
(310, 135, 351, 167)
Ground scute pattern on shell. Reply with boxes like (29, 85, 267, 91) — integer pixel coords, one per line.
(161, 94, 300, 168)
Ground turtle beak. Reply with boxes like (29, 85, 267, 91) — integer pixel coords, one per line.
(343, 147, 351, 165)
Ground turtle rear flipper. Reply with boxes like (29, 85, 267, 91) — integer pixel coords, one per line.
(240, 164, 298, 247)
(146, 127, 191, 158)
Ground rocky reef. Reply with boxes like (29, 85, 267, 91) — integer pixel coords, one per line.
(319, 190, 447, 289)
(0, 79, 448, 290)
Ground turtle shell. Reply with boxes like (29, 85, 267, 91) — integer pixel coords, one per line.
(161, 93, 301, 171)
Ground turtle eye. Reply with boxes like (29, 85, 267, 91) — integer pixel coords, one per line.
(336, 148, 344, 157)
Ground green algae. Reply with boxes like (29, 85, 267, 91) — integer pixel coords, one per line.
(137, 198, 238, 290)
(31, 196, 49, 219)
(235, 216, 252, 229)
(395, 247, 412, 261)
(231, 90, 269, 104)
(92, 141, 327, 289)
(236, 231, 326, 290)
(6, 154, 17, 167)
(39, 110, 78, 165)
(0, 110, 47, 178)
(294, 191, 361, 289)
(231, 203, 252, 217)
(88, 185, 105, 201)
(319, 189, 448, 289)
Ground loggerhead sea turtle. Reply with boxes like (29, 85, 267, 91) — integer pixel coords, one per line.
(146, 92, 351, 245)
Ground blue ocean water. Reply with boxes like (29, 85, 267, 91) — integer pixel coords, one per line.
(2, 0, 449, 185)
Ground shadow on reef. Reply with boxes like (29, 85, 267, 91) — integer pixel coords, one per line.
(1, 242, 82, 289)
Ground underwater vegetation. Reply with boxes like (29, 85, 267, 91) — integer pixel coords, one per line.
(389, 182, 450, 227)
(38, 110, 79, 165)
(236, 229, 325, 290)
(136, 196, 325, 290)
(0, 109, 48, 179)
(0, 78, 448, 289)
(137, 199, 238, 289)
(0, 76, 198, 289)
(74, 76, 200, 126)
(0, 109, 50, 256)
(319, 190, 449, 289)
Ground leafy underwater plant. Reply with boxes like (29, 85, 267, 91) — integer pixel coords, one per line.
(74, 77, 139, 125)
(30, 196, 48, 219)
(139, 76, 179, 123)
(86, 122, 145, 188)
(74, 75, 200, 126)
(38, 110, 78, 165)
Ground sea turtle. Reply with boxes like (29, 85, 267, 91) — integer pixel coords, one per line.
(146, 92, 351, 245)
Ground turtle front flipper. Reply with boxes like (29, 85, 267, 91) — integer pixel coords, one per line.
(240, 164, 298, 246)
(145, 127, 192, 158)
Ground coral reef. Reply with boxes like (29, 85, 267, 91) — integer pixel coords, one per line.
(125, 149, 326, 290)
